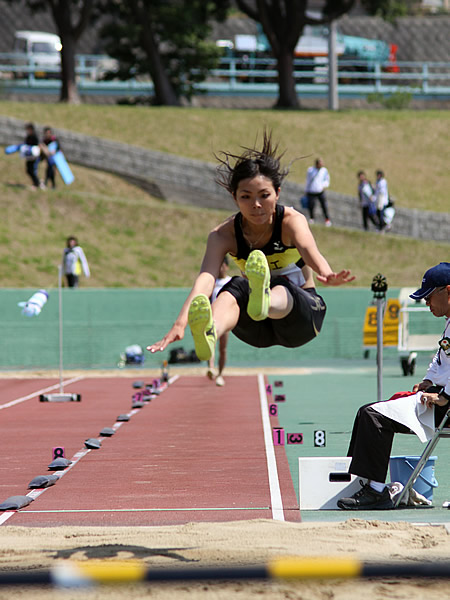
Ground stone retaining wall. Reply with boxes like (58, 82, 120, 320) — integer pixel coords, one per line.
(1, 115, 448, 243)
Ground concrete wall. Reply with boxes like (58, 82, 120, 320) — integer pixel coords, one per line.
(1, 115, 448, 242)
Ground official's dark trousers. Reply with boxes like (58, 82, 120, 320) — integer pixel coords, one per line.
(347, 402, 448, 483)
(307, 191, 330, 221)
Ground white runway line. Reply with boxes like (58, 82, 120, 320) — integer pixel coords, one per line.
(0, 375, 178, 526)
(21, 506, 271, 514)
(0, 511, 15, 525)
(0, 376, 85, 410)
(0, 447, 91, 526)
(258, 373, 284, 521)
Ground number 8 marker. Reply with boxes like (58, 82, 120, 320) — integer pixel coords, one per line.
(314, 430, 326, 447)
(52, 446, 65, 460)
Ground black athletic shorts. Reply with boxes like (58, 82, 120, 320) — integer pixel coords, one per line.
(217, 275, 326, 348)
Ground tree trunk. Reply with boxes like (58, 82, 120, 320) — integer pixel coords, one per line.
(128, 0, 180, 106)
(140, 28, 180, 106)
(59, 33, 81, 104)
(274, 49, 299, 109)
(49, 0, 82, 104)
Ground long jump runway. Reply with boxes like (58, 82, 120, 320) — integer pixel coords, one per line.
(0, 375, 300, 526)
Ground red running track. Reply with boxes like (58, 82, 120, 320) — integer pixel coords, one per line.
(0, 374, 300, 526)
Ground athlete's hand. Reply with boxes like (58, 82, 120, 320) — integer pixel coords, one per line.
(147, 324, 185, 353)
(316, 270, 355, 286)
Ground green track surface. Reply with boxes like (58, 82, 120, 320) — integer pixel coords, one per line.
(268, 354, 450, 523)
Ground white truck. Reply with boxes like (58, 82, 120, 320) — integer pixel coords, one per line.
(12, 30, 62, 78)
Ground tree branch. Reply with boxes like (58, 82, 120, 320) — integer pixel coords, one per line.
(235, 0, 259, 22)
(73, 0, 95, 40)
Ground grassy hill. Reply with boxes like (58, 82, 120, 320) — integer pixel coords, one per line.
(1, 102, 448, 213)
(0, 103, 448, 289)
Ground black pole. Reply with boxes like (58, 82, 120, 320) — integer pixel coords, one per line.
(144, 565, 268, 582)
(371, 273, 388, 402)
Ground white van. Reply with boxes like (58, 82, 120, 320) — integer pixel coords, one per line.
(12, 30, 62, 78)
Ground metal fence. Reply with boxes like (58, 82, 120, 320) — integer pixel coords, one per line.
(1, 53, 449, 98)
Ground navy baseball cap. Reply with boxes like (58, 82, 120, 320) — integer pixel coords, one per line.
(410, 262, 450, 300)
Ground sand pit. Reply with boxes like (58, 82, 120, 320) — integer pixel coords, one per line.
(1, 518, 450, 599)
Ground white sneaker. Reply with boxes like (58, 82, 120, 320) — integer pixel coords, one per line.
(215, 375, 225, 387)
(325, 219, 332, 227)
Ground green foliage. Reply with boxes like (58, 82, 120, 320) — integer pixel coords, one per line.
(367, 91, 412, 109)
(361, 0, 410, 21)
(100, 0, 230, 103)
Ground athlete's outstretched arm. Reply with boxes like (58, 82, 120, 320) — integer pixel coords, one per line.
(285, 209, 355, 286)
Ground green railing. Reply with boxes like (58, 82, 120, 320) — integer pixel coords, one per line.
(0, 54, 449, 98)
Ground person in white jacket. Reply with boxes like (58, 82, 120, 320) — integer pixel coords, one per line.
(62, 236, 90, 288)
(373, 169, 389, 231)
(305, 157, 331, 226)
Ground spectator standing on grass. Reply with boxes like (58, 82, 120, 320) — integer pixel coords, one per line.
(357, 170, 378, 231)
(206, 256, 232, 387)
(40, 126, 60, 189)
(23, 122, 43, 190)
(62, 236, 90, 288)
(305, 157, 332, 226)
(373, 169, 389, 231)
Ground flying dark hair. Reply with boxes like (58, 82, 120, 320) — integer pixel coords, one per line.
(215, 130, 289, 196)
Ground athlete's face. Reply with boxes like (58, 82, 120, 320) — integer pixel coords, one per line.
(233, 175, 279, 226)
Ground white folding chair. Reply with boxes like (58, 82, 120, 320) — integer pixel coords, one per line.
(393, 407, 450, 507)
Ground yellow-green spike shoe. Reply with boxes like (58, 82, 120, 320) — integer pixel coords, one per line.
(188, 294, 217, 361)
(245, 249, 270, 321)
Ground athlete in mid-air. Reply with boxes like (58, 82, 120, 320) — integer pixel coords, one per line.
(148, 130, 354, 362)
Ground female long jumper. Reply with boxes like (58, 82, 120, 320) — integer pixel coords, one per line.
(148, 132, 354, 361)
